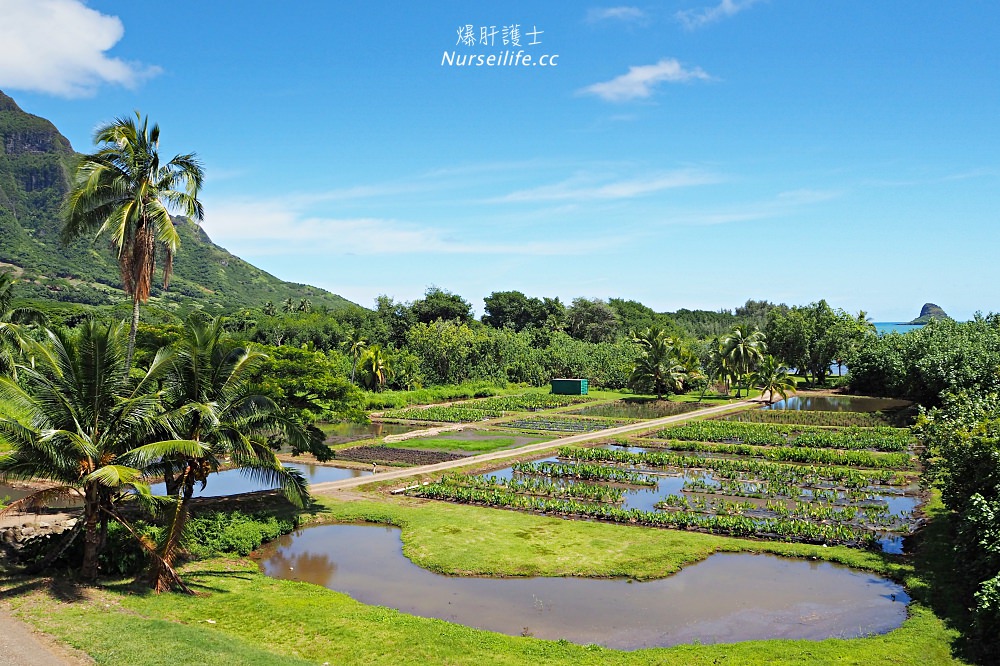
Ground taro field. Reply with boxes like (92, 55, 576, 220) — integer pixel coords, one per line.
(380, 393, 594, 423)
(408, 408, 923, 553)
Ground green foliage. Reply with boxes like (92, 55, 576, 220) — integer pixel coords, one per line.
(251, 343, 365, 423)
(916, 395, 1000, 662)
(482, 290, 564, 331)
(185, 511, 298, 557)
(851, 316, 1000, 405)
(766, 301, 873, 386)
(565, 297, 620, 343)
(410, 286, 473, 324)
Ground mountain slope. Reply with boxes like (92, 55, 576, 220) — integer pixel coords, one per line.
(0, 90, 354, 312)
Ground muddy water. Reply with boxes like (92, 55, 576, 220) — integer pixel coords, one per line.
(257, 524, 909, 649)
(763, 396, 911, 412)
(149, 462, 371, 498)
(320, 421, 423, 444)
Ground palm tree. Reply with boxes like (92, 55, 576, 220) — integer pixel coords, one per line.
(629, 327, 694, 399)
(358, 344, 391, 391)
(343, 330, 367, 385)
(262, 301, 277, 316)
(63, 113, 204, 369)
(0, 321, 202, 583)
(751, 355, 797, 404)
(0, 271, 47, 379)
(282, 298, 295, 314)
(146, 316, 309, 590)
(720, 325, 766, 398)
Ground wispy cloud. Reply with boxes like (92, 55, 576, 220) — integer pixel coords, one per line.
(202, 197, 623, 257)
(579, 59, 711, 102)
(586, 7, 647, 23)
(661, 188, 842, 225)
(676, 0, 764, 30)
(0, 0, 160, 97)
(499, 169, 721, 203)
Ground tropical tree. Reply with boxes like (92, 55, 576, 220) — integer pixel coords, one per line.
(751, 354, 797, 404)
(343, 329, 367, 384)
(0, 271, 47, 378)
(628, 327, 697, 399)
(720, 325, 766, 398)
(357, 344, 391, 391)
(63, 113, 204, 369)
(147, 316, 309, 590)
(0, 321, 201, 583)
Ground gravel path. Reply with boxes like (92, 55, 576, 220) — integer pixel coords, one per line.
(310, 399, 754, 495)
(0, 605, 91, 666)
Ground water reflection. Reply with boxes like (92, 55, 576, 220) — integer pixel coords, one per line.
(257, 524, 910, 649)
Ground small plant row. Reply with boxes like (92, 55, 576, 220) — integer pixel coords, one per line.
(381, 405, 504, 423)
(506, 417, 624, 433)
(654, 495, 908, 533)
(558, 446, 908, 488)
(409, 482, 878, 548)
(720, 410, 895, 428)
(469, 393, 591, 412)
(510, 460, 659, 486)
(656, 421, 913, 452)
(443, 473, 626, 503)
(682, 477, 885, 505)
(637, 438, 914, 470)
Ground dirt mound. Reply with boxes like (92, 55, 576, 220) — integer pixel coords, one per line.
(336, 446, 466, 466)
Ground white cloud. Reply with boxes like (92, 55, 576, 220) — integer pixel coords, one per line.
(499, 169, 720, 203)
(661, 189, 842, 226)
(0, 0, 160, 97)
(579, 59, 711, 102)
(676, 0, 763, 30)
(586, 7, 646, 23)
(201, 197, 620, 257)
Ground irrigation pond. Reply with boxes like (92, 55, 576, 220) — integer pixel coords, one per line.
(256, 523, 909, 649)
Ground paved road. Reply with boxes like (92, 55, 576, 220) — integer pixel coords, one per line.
(310, 399, 754, 495)
(0, 606, 90, 666)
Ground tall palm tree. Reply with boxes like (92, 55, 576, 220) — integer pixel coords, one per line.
(720, 325, 766, 398)
(63, 113, 204, 369)
(0, 321, 202, 583)
(751, 355, 797, 405)
(343, 330, 367, 385)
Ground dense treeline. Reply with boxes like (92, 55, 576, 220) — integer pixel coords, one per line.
(849, 316, 1000, 662)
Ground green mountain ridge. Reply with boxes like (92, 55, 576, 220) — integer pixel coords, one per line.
(0, 90, 355, 313)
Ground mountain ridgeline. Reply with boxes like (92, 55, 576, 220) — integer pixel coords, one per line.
(0, 90, 353, 312)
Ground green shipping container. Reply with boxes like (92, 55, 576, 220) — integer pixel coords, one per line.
(551, 378, 588, 395)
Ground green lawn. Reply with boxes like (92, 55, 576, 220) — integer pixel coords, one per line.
(2, 494, 967, 665)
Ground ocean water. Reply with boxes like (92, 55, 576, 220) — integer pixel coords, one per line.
(873, 322, 924, 335)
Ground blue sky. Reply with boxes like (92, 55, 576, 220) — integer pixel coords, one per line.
(1, 1, 997, 321)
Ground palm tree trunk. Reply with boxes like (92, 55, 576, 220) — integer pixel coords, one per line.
(80, 484, 101, 581)
(125, 294, 141, 369)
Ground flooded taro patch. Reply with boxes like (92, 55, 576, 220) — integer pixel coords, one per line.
(565, 399, 706, 420)
(256, 523, 910, 649)
(413, 414, 922, 552)
(762, 396, 912, 413)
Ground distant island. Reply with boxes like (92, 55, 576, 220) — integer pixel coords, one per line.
(907, 303, 951, 325)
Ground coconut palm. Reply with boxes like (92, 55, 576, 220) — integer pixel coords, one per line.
(629, 327, 694, 399)
(63, 113, 204, 369)
(0, 321, 202, 583)
(720, 325, 766, 398)
(343, 330, 367, 385)
(752, 354, 797, 405)
(144, 316, 309, 590)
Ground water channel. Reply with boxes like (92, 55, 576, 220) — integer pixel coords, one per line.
(256, 524, 910, 649)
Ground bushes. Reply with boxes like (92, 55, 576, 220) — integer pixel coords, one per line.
(185, 511, 299, 557)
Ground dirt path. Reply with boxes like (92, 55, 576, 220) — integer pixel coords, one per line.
(310, 399, 754, 495)
(0, 605, 91, 666)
